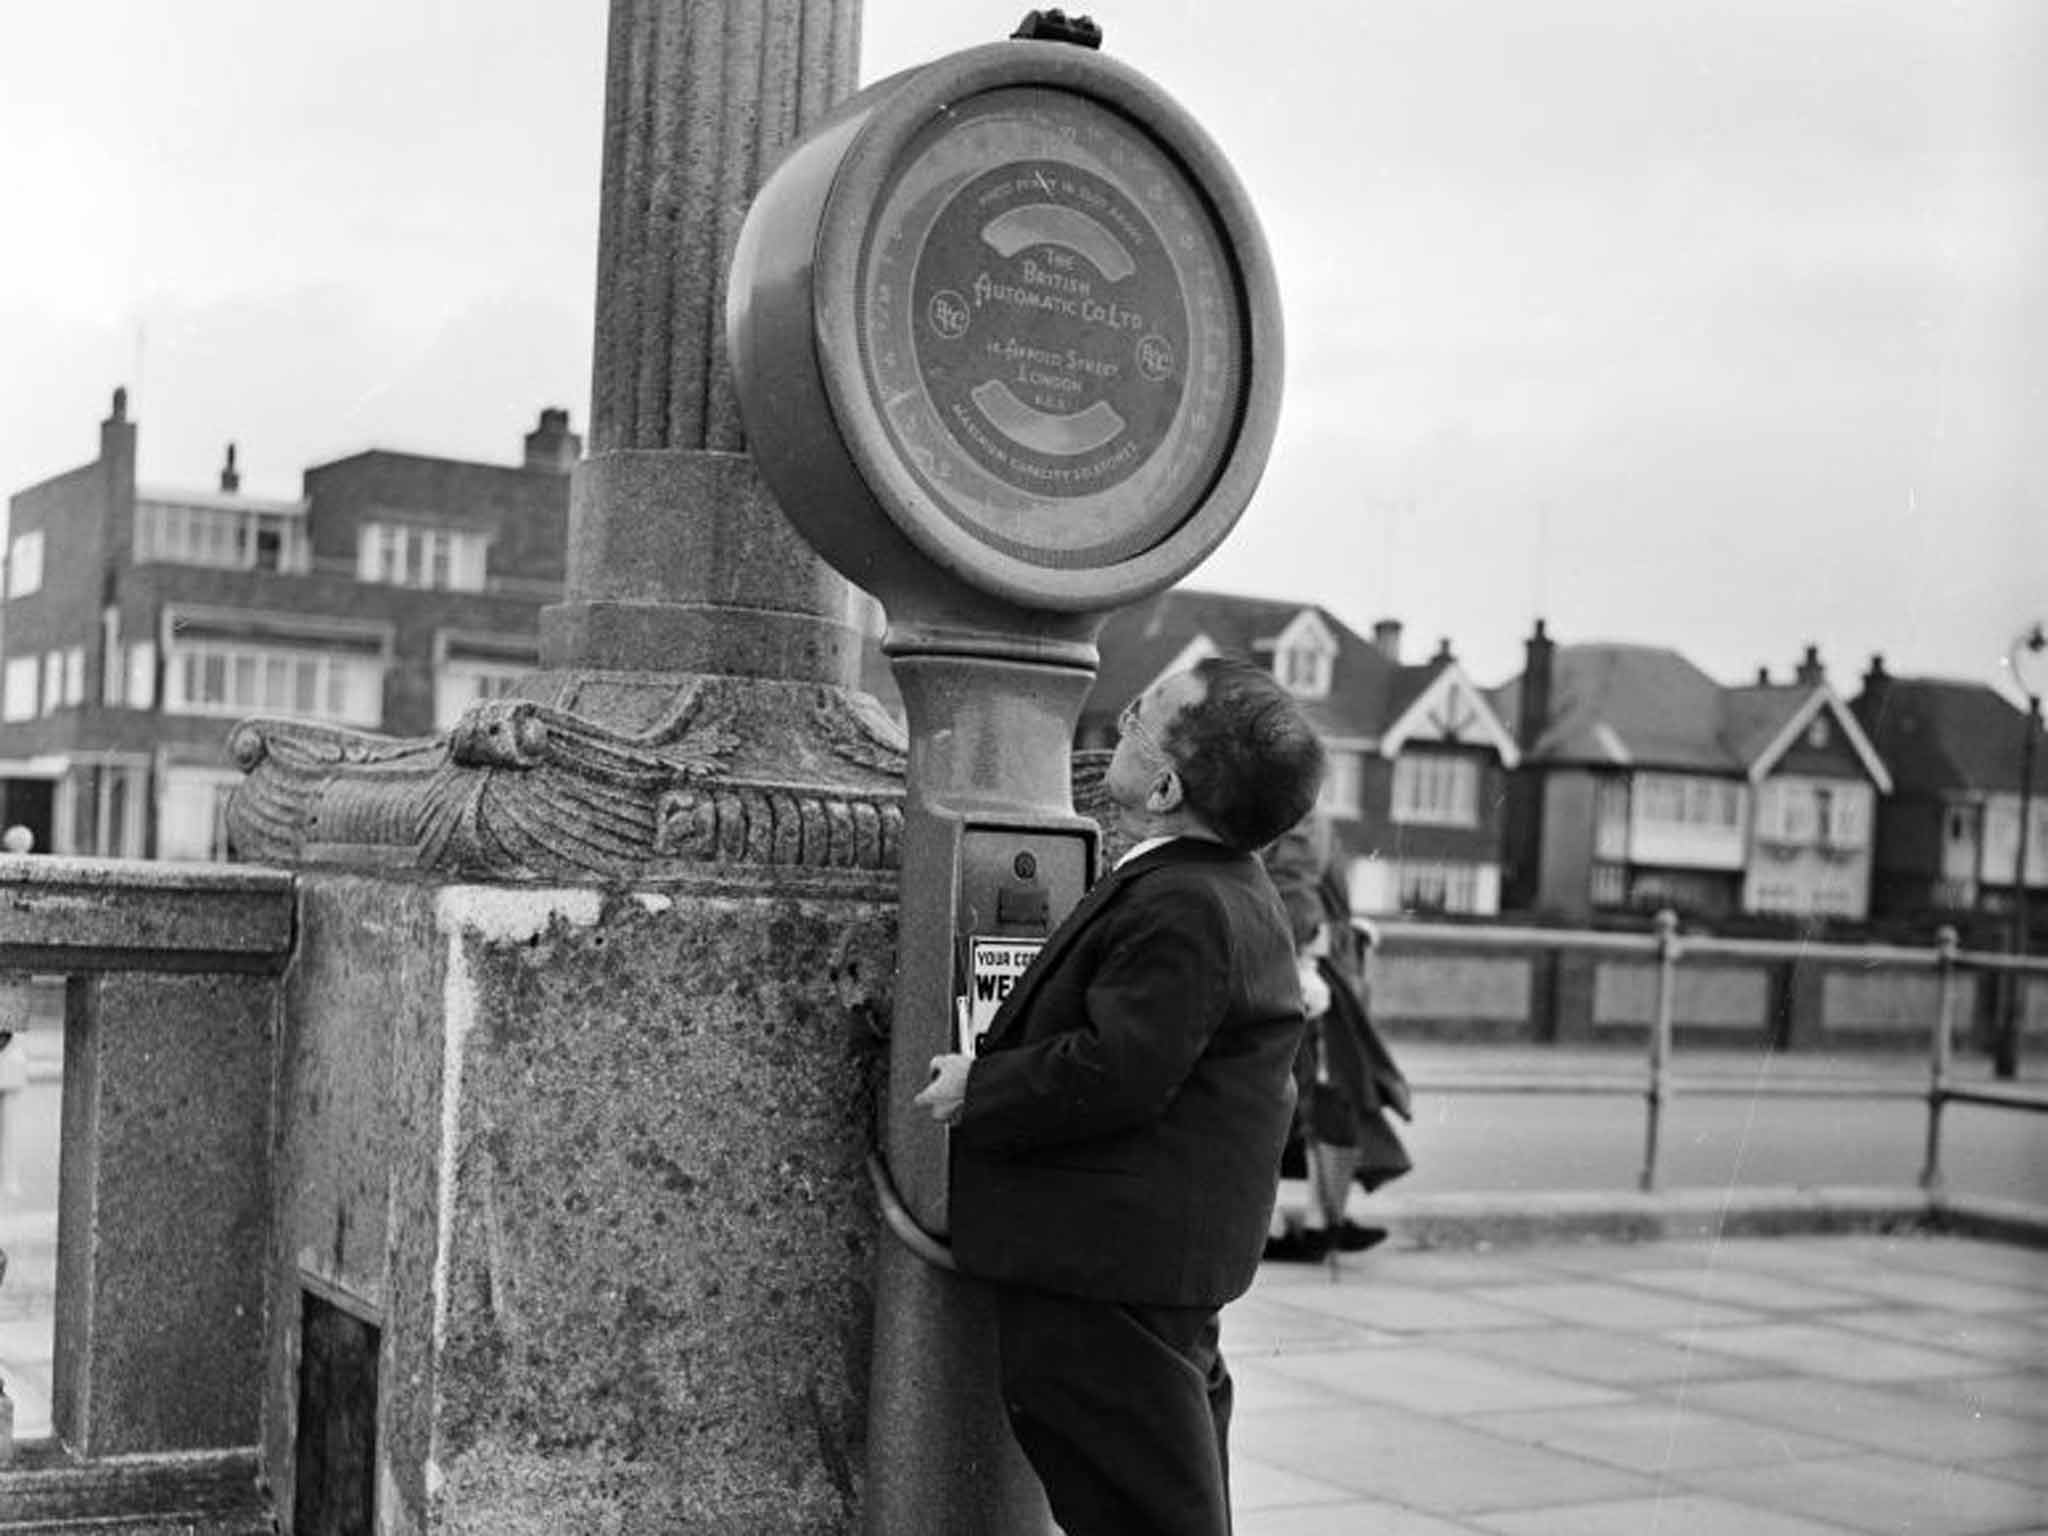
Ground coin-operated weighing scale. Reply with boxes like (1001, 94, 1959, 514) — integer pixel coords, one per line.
(727, 19, 1283, 1531)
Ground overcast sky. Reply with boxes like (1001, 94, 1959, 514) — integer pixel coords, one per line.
(1, 0, 2040, 694)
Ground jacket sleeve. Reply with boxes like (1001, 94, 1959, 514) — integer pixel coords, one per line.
(952, 884, 1233, 1157)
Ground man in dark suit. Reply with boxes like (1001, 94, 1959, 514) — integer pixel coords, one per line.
(916, 655, 1326, 1536)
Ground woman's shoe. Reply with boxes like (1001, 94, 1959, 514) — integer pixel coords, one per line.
(1262, 1227, 1332, 1262)
(1332, 1221, 1388, 1253)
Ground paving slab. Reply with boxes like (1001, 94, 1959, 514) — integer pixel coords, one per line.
(1915, 1368, 2048, 1423)
(1464, 1399, 1863, 1476)
(1440, 1324, 1763, 1388)
(1252, 1278, 1550, 1334)
(1233, 1353, 1369, 1416)
(1673, 1320, 2006, 1383)
(1793, 1266, 2048, 1314)
(1227, 1290, 1394, 1354)
(1607, 1264, 1881, 1313)
(1974, 1452, 2048, 1492)
(1467, 1279, 1762, 1332)
(1231, 1399, 1662, 1516)
(1241, 1496, 1490, 1536)
(1667, 1375, 2047, 1464)
(1471, 1492, 1865, 1536)
(1826, 1304, 2048, 1363)
(1677, 1449, 2047, 1534)
(1261, 1342, 1627, 1416)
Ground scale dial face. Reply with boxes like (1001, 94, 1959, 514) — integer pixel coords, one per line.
(857, 87, 1245, 571)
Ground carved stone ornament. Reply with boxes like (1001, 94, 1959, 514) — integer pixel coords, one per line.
(225, 679, 910, 883)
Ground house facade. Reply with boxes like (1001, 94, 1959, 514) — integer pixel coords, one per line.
(1851, 656, 2048, 924)
(1497, 625, 1890, 921)
(1083, 590, 1519, 916)
(1725, 663, 1892, 919)
(0, 390, 574, 860)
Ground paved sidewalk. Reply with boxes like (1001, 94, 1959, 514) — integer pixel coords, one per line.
(5, 1216, 2045, 1532)
(1226, 1229, 2048, 1535)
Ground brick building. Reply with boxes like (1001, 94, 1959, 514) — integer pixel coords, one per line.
(0, 390, 575, 859)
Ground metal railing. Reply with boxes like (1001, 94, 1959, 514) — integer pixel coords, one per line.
(1376, 911, 2048, 1193)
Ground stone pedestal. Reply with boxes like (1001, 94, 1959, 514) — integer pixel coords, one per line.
(265, 873, 897, 1533)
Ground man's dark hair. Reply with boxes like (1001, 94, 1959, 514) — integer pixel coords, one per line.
(1164, 656, 1327, 852)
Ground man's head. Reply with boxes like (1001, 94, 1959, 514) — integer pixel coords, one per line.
(1108, 656, 1326, 852)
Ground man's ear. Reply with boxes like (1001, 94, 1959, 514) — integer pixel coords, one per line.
(1145, 766, 1184, 814)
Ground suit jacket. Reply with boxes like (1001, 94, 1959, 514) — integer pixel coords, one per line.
(948, 838, 1306, 1309)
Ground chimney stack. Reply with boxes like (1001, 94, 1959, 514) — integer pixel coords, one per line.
(1795, 644, 1824, 686)
(99, 384, 138, 485)
(1432, 636, 1454, 665)
(1519, 618, 1555, 752)
(523, 406, 582, 473)
(220, 442, 240, 493)
(1371, 618, 1403, 663)
(1857, 653, 1892, 723)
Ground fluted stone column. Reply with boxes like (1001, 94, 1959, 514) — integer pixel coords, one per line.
(541, 0, 869, 699)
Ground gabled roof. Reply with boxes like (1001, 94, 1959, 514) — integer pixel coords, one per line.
(1494, 644, 1736, 771)
(1382, 662, 1521, 767)
(1087, 587, 1511, 754)
(1852, 675, 2048, 797)
(1723, 683, 1892, 791)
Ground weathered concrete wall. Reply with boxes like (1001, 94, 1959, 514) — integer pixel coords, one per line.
(1594, 961, 1769, 1031)
(1374, 954, 1532, 1026)
(268, 872, 895, 1535)
(1824, 969, 1984, 1034)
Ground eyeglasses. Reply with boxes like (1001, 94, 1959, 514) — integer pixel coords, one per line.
(1117, 697, 1168, 760)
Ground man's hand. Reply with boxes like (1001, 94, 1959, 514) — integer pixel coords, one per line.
(1297, 956, 1331, 1019)
(914, 1053, 972, 1125)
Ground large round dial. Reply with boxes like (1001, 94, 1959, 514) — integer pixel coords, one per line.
(857, 88, 1244, 570)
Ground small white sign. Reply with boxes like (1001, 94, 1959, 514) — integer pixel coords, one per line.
(962, 937, 1043, 1053)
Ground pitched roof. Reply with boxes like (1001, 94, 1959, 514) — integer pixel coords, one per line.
(1720, 684, 1809, 765)
(1722, 682, 1894, 791)
(1494, 644, 1738, 771)
(1852, 676, 2048, 797)
(1494, 643, 1899, 784)
(1087, 587, 1450, 744)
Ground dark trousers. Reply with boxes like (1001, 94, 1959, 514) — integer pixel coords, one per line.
(993, 1285, 1233, 1536)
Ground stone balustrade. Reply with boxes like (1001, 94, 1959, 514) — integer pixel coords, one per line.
(0, 854, 293, 1525)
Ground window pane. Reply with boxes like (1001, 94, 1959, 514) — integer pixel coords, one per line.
(231, 654, 258, 706)
(129, 643, 157, 708)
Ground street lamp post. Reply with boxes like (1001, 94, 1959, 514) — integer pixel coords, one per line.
(1998, 622, 2046, 1079)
